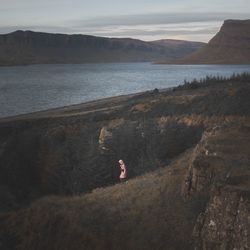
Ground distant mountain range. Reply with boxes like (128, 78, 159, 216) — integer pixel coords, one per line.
(0, 30, 205, 66)
(165, 19, 250, 64)
(1, 19, 249, 66)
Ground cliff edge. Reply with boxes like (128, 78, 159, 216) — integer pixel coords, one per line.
(163, 19, 250, 64)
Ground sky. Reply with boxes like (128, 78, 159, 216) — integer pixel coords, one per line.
(0, 0, 249, 42)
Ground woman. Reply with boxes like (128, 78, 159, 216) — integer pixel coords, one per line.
(118, 159, 127, 182)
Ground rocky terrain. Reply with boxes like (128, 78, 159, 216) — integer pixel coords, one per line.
(162, 19, 250, 64)
(0, 75, 250, 249)
(0, 30, 204, 66)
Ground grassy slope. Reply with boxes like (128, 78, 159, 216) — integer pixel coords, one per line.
(1, 149, 205, 250)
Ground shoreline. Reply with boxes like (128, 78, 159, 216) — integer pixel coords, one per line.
(0, 87, 172, 123)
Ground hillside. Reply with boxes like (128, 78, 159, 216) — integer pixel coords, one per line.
(151, 39, 205, 57)
(0, 30, 205, 66)
(162, 19, 250, 64)
(0, 74, 250, 249)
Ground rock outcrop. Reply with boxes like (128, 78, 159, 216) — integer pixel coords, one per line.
(193, 186, 250, 250)
(183, 125, 250, 197)
(182, 125, 250, 249)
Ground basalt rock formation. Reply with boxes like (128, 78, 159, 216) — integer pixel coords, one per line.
(0, 30, 205, 66)
(0, 77, 249, 249)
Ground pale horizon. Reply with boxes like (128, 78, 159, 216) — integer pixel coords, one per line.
(0, 0, 249, 42)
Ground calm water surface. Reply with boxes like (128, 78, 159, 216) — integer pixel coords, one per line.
(0, 63, 250, 118)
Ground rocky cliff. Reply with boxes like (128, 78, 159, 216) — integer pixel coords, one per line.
(0, 76, 249, 249)
(163, 19, 250, 64)
(0, 30, 204, 66)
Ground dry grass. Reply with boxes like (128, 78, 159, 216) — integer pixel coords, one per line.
(1, 148, 206, 250)
(131, 103, 152, 113)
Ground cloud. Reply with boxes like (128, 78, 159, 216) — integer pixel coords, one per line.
(88, 26, 219, 37)
(71, 12, 250, 28)
(67, 11, 249, 41)
(0, 11, 249, 42)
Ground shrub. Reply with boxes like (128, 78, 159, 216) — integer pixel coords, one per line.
(174, 72, 250, 91)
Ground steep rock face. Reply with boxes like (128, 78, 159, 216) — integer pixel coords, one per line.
(209, 19, 250, 49)
(182, 125, 250, 249)
(183, 126, 250, 198)
(193, 187, 250, 250)
(0, 30, 205, 65)
(169, 19, 250, 64)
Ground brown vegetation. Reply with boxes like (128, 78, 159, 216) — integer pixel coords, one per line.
(0, 74, 250, 249)
(1, 149, 201, 250)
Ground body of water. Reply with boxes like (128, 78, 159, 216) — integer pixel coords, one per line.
(0, 63, 250, 118)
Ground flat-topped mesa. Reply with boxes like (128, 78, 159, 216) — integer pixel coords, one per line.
(164, 19, 250, 64)
(209, 19, 250, 48)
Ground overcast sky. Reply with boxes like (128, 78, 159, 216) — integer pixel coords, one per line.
(0, 0, 249, 42)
